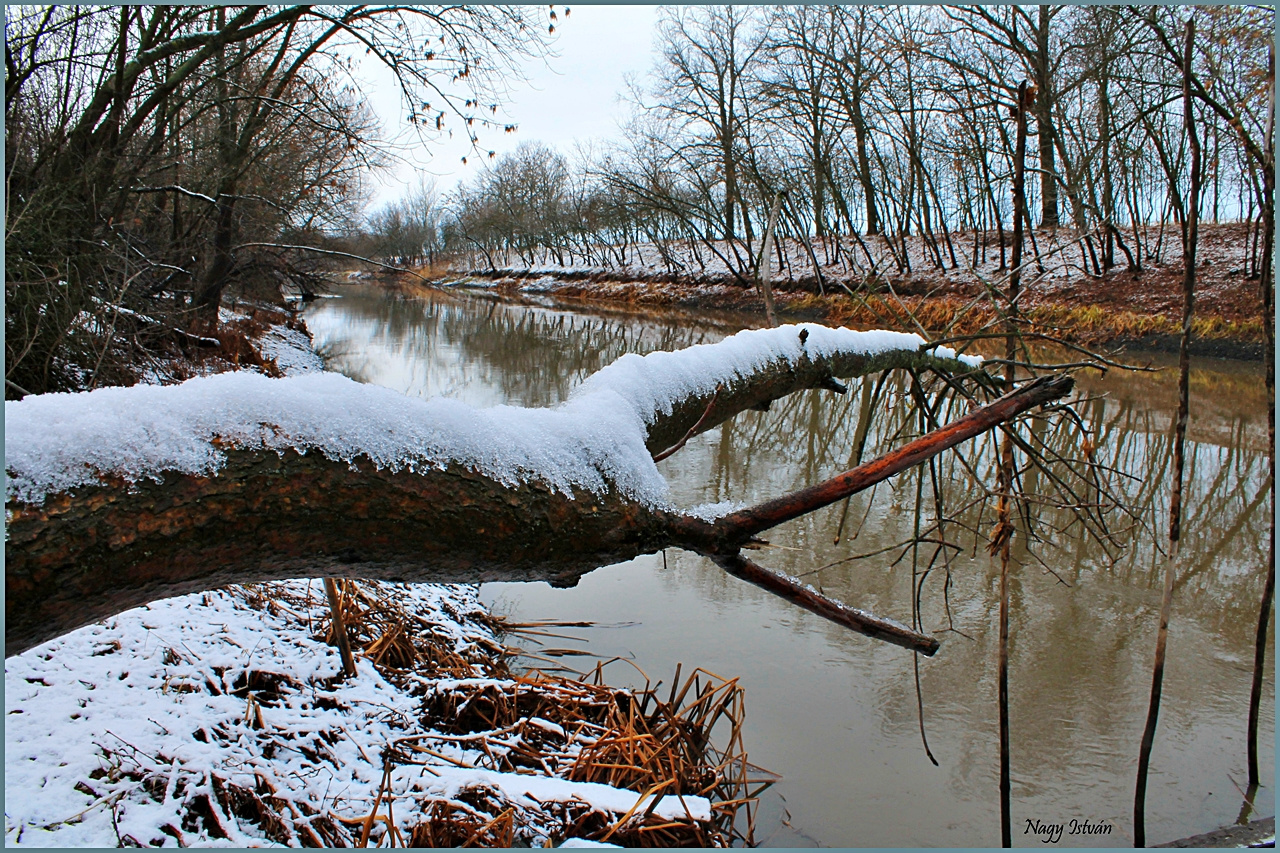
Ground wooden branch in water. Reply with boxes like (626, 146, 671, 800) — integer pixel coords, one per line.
(1247, 559, 1274, 786)
(4, 328, 1011, 657)
(712, 554, 940, 656)
(639, 341, 978, 457)
(5, 449, 677, 656)
(661, 372, 1073, 655)
(1247, 42, 1274, 794)
(1134, 555, 1177, 849)
(707, 374, 1074, 546)
(998, 80, 1030, 849)
(1137, 23, 1200, 848)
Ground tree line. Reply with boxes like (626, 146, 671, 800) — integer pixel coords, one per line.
(5, 5, 557, 396)
(383, 5, 1271, 286)
(8, 6, 1272, 396)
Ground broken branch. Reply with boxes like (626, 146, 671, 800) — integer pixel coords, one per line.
(710, 374, 1074, 546)
(653, 386, 721, 463)
(713, 553, 940, 655)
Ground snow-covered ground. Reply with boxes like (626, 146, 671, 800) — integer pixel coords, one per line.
(4, 581, 709, 847)
(5, 306, 757, 847)
(446, 226, 1252, 290)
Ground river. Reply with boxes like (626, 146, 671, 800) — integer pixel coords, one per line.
(304, 283, 1273, 847)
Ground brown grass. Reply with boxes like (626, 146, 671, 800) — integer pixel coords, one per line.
(397, 661, 774, 847)
(109, 581, 773, 847)
(427, 223, 1268, 351)
(815, 293, 1265, 346)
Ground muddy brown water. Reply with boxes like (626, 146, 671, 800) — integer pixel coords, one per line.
(304, 283, 1274, 848)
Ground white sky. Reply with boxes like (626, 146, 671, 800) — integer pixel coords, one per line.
(361, 5, 660, 211)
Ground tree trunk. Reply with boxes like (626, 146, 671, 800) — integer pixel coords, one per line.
(1033, 5, 1059, 229)
(195, 191, 237, 321)
(1247, 44, 1275, 789)
(1135, 22, 1200, 846)
(851, 92, 880, 236)
(1098, 75, 1116, 269)
(758, 192, 784, 327)
(7, 332, 1074, 657)
(997, 80, 1030, 850)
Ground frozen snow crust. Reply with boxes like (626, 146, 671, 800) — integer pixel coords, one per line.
(5, 323, 979, 508)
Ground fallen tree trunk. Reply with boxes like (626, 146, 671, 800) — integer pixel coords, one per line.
(6, 324, 1070, 656)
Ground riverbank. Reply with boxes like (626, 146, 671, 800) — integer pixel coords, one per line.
(1155, 816, 1274, 848)
(3, 299, 766, 847)
(5, 579, 759, 847)
(421, 222, 1268, 361)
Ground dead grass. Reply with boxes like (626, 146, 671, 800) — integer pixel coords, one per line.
(109, 581, 773, 847)
(817, 293, 1266, 346)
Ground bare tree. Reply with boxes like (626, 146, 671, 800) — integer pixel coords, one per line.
(6, 5, 558, 394)
(644, 6, 767, 253)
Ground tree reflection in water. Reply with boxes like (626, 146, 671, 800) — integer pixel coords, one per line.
(306, 285, 1272, 847)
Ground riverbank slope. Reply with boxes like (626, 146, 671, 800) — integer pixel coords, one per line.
(3, 299, 763, 847)
(424, 222, 1268, 361)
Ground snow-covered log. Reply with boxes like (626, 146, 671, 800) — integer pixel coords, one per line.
(4, 325, 1031, 656)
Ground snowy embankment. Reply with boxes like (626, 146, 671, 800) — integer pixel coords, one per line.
(4, 581, 717, 847)
(438, 227, 1267, 361)
(445, 226, 1252, 295)
(9, 309, 799, 847)
(6, 323, 977, 509)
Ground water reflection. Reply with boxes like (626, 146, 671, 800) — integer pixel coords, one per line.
(306, 286, 732, 407)
(306, 284, 1273, 848)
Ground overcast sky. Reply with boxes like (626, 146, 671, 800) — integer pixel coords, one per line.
(362, 5, 660, 210)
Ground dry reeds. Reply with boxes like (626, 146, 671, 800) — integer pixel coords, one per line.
(313, 579, 507, 681)
(398, 662, 774, 847)
(118, 581, 772, 847)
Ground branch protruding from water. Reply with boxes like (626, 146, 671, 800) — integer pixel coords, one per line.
(713, 553, 940, 655)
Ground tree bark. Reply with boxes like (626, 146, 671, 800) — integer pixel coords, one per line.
(6, 335, 1070, 657)
(850, 89, 880, 236)
(997, 79, 1030, 851)
(1033, 4, 1059, 229)
(758, 191, 784, 328)
(1246, 43, 1275, 791)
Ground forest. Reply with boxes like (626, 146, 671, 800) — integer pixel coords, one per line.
(367, 7, 1273, 290)
(6, 5, 1274, 395)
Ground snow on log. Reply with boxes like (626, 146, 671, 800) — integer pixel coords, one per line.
(6, 324, 982, 655)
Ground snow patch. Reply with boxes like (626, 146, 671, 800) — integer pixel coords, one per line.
(4, 582, 490, 847)
(422, 768, 711, 822)
(3, 581, 711, 847)
(519, 275, 564, 293)
(259, 323, 325, 375)
(559, 839, 623, 848)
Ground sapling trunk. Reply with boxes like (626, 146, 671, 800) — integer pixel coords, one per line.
(1135, 21, 1200, 847)
(758, 192, 785, 328)
(996, 79, 1029, 851)
(1246, 44, 1275, 791)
